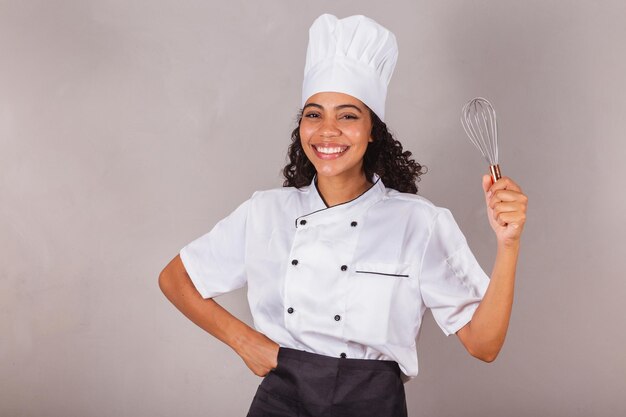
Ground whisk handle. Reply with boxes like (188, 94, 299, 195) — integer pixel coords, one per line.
(489, 164, 502, 184)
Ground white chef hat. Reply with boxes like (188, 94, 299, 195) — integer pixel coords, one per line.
(301, 13, 398, 122)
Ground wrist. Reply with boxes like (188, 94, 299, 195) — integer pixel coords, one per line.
(227, 321, 255, 354)
(497, 239, 520, 252)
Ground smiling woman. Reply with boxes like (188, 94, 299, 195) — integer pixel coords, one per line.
(159, 12, 527, 417)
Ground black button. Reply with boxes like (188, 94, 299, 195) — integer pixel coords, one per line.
(334, 314, 341, 321)
(351, 221, 357, 227)
(340, 265, 348, 271)
(287, 307, 294, 314)
(340, 352, 347, 358)
(291, 259, 299, 266)
(300, 219, 307, 226)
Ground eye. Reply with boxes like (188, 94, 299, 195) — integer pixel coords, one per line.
(304, 112, 320, 118)
(341, 114, 358, 120)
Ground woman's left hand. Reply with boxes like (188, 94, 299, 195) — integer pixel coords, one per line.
(482, 175, 528, 248)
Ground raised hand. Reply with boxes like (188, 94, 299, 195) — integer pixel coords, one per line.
(482, 175, 528, 248)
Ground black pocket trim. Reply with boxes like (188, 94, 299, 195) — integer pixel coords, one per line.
(355, 270, 409, 278)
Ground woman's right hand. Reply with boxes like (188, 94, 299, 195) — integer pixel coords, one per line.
(234, 328, 280, 377)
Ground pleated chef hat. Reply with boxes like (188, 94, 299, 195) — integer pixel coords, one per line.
(301, 14, 398, 121)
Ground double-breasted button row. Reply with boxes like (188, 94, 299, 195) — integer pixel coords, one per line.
(286, 307, 341, 323)
(296, 219, 357, 227)
(291, 260, 348, 272)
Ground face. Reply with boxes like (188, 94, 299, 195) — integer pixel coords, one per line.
(300, 92, 373, 181)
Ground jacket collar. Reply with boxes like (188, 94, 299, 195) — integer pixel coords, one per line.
(295, 173, 386, 227)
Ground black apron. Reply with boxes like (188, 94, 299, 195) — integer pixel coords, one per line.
(246, 347, 408, 417)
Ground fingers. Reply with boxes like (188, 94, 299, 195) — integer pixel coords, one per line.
(482, 174, 528, 227)
(488, 189, 528, 208)
(485, 175, 527, 207)
(489, 191, 527, 224)
(495, 210, 526, 228)
(491, 201, 527, 226)
(487, 175, 523, 194)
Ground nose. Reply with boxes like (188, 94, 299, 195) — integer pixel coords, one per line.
(319, 117, 341, 138)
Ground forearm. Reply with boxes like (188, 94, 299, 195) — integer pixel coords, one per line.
(158, 256, 252, 352)
(461, 241, 519, 361)
(159, 255, 279, 376)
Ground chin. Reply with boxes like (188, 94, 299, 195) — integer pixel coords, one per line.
(316, 166, 338, 176)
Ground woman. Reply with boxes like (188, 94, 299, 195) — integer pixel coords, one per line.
(159, 13, 527, 417)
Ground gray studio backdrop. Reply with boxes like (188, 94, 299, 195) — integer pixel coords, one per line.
(1, 1, 625, 416)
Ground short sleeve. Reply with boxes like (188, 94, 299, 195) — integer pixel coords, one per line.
(179, 197, 252, 299)
(418, 208, 490, 336)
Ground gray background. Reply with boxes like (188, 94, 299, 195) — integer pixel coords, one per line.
(1, 0, 625, 416)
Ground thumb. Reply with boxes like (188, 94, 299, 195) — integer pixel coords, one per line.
(482, 174, 492, 196)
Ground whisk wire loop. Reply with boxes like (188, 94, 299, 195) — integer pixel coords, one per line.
(461, 97, 501, 182)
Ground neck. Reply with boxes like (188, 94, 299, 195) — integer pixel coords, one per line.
(315, 172, 373, 207)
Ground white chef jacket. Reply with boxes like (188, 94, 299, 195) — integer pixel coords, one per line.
(179, 173, 490, 380)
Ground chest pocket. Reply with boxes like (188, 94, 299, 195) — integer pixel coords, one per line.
(346, 261, 416, 347)
(354, 262, 411, 278)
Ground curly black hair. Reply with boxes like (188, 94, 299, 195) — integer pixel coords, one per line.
(282, 108, 427, 194)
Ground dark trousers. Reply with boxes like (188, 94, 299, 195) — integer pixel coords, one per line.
(246, 347, 408, 417)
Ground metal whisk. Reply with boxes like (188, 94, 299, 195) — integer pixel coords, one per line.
(461, 97, 501, 183)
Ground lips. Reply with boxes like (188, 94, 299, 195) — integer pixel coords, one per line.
(311, 144, 349, 160)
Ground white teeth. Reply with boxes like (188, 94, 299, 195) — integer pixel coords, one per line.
(315, 146, 347, 154)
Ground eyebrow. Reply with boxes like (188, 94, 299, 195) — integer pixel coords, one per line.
(303, 103, 363, 113)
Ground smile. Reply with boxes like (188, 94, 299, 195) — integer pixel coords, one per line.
(312, 145, 349, 159)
